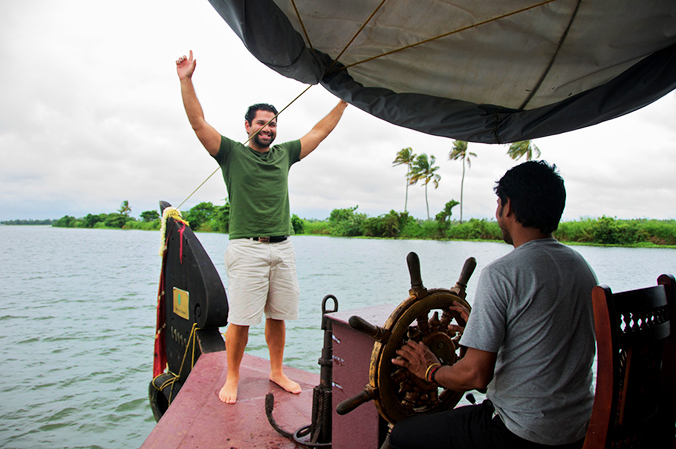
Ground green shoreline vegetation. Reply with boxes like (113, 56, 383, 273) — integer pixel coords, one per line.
(8, 200, 673, 248)
(0, 218, 55, 225)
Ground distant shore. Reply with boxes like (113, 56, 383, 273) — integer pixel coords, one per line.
(6, 201, 675, 248)
(5, 217, 673, 249)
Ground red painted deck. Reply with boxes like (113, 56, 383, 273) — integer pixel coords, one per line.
(141, 351, 318, 449)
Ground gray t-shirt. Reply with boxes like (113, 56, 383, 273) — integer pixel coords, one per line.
(460, 238, 597, 445)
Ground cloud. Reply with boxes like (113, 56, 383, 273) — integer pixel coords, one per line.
(1, 1, 674, 221)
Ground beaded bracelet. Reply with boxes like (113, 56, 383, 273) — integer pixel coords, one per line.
(425, 363, 441, 383)
(430, 365, 442, 385)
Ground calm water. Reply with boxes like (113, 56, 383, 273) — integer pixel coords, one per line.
(1, 226, 674, 448)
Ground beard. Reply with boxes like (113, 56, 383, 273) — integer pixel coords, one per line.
(499, 221, 513, 245)
(253, 131, 275, 148)
(497, 204, 513, 245)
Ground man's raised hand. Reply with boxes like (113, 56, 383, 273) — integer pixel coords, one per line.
(176, 50, 196, 80)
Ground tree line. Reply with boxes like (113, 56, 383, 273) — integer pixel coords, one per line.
(49, 199, 675, 246)
(298, 205, 676, 246)
(0, 218, 55, 225)
(51, 200, 230, 232)
(52, 201, 162, 230)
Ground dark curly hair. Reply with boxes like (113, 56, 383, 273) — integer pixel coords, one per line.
(245, 103, 278, 126)
(494, 160, 566, 234)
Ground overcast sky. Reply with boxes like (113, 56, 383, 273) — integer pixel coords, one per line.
(2, 1, 675, 223)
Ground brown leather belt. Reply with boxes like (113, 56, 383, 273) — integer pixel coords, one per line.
(249, 236, 288, 243)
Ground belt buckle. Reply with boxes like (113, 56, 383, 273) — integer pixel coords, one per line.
(258, 236, 270, 243)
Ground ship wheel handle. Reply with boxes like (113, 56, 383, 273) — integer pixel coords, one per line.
(452, 257, 476, 299)
(348, 316, 390, 343)
(335, 385, 378, 415)
(406, 252, 425, 295)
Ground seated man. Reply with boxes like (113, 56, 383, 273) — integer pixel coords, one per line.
(390, 161, 598, 449)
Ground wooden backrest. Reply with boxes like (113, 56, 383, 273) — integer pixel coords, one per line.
(584, 274, 676, 448)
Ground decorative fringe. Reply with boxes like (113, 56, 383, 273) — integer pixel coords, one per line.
(159, 207, 189, 256)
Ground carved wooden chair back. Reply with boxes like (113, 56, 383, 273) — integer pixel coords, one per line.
(583, 274, 676, 448)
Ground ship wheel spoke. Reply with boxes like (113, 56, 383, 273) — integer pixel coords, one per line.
(392, 368, 410, 385)
(416, 312, 431, 336)
(439, 306, 453, 329)
(407, 326, 421, 342)
(429, 311, 440, 333)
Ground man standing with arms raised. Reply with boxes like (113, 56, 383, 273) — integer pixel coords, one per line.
(176, 50, 348, 404)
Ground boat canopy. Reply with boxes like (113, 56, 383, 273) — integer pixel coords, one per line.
(208, 0, 676, 143)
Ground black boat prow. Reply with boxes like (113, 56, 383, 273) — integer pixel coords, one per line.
(149, 201, 229, 421)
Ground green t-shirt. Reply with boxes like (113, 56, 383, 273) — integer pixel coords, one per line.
(213, 136, 301, 239)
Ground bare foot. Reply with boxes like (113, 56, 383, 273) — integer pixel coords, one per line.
(269, 372, 301, 394)
(218, 378, 238, 404)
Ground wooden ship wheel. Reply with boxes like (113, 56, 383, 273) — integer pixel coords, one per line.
(337, 252, 476, 424)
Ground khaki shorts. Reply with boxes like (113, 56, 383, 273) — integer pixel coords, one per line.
(224, 238, 300, 326)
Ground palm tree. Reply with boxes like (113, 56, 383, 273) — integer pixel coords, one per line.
(118, 200, 131, 216)
(507, 140, 541, 161)
(392, 147, 417, 213)
(448, 140, 476, 224)
(409, 153, 441, 220)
